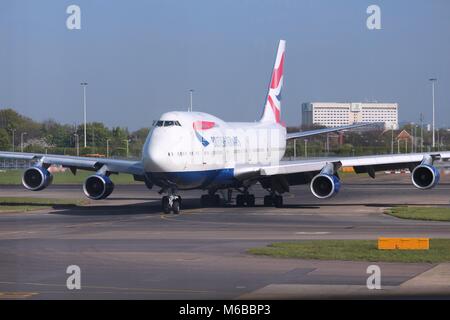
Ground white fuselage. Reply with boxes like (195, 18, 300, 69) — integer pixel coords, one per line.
(142, 111, 286, 189)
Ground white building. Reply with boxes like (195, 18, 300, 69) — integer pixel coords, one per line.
(301, 102, 398, 130)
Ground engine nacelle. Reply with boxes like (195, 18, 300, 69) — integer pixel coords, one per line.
(310, 173, 341, 199)
(83, 175, 114, 200)
(411, 164, 440, 190)
(22, 166, 53, 191)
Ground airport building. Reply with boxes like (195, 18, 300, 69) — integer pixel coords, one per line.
(301, 102, 399, 130)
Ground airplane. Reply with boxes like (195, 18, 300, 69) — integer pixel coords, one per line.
(1, 40, 448, 214)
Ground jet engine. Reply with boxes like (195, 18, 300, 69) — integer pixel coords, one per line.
(310, 173, 341, 199)
(411, 164, 440, 190)
(22, 166, 53, 191)
(83, 175, 115, 200)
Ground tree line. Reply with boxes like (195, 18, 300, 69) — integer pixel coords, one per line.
(0, 109, 148, 158)
(1, 108, 449, 159)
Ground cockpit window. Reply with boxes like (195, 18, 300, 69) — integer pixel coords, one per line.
(152, 120, 181, 127)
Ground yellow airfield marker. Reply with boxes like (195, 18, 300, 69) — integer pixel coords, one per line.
(378, 238, 430, 250)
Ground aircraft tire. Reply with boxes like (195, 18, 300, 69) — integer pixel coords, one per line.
(200, 195, 210, 207)
(274, 195, 283, 208)
(236, 194, 245, 207)
(246, 194, 255, 207)
(162, 196, 171, 214)
(263, 195, 273, 207)
(172, 199, 180, 214)
(214, 194, 221, 206)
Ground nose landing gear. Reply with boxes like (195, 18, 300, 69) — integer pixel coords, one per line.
(161, 189, 181, 214)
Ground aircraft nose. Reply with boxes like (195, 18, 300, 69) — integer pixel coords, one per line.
(144, 126, 188, 173)
(145, 132, 169, 172)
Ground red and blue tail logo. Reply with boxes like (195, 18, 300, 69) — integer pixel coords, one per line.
(193, 121, 215, 147)
(260, 40, 285, 124)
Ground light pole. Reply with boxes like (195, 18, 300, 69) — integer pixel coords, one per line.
(123, 139, 130, 158)
(106, 139, 110, 158)
(81, 82, 88, 148)
(21, 132, 27, 152)
(410, 122, 415, 153)
(429, 78, 437, 149)
(420, 113, 424, 152)
(304, 139, 308, 158)
(437, 129, 440, 151)
(391, 125, 394, 154)
(11, 129, 16, 152)
(74, 134, 79, 156)
(189, 89, 194, 112)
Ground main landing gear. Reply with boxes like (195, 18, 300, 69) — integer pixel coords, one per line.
(234, 188, 255, 207)
(161, 191, 181, 214)
(234, 188, 283, 207)
(201, 189, 256, 207)
(263, 194, 283, 207)
(236, 193, 255, 207)
(200, 193, 221, 207)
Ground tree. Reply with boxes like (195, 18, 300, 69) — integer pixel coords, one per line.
(107, 127, 130, 157)
(129, 128, 150, 156)
(0, 128, 9, 150)
(41, 119, 74, 147)
(336, 143, 354, 155)
(0, 108, 41, 139)
(131, 128, 150, 141)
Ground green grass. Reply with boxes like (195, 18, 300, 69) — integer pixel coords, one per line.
(0, 169, 138, 185)
(386, 206, 450, 222)
(248, 239, 450, 263)
(0, 197, 89, 213)
(0, 205, 52, 213)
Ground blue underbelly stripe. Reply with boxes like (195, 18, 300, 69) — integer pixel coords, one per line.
(147, 168, 237, 189)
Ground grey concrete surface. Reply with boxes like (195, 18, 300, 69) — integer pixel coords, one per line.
(0, 173, 450, 299)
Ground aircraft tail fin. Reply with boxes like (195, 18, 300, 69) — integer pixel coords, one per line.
(260, 40, 285, 124)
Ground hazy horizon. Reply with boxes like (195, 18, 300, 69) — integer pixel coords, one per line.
(1, 0, 449, 130)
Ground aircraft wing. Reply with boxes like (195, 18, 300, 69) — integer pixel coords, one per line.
(0, 151, 144, 177)
(286, 122, 383, 140)
(234, 152, 450, 185)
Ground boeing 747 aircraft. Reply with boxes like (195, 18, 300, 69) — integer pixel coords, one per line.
(1, 40, 448, 214)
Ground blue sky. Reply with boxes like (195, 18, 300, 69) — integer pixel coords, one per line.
(1, 0, 449, 129)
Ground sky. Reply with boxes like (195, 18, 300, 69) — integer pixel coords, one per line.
(0, 0, 449, 130)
